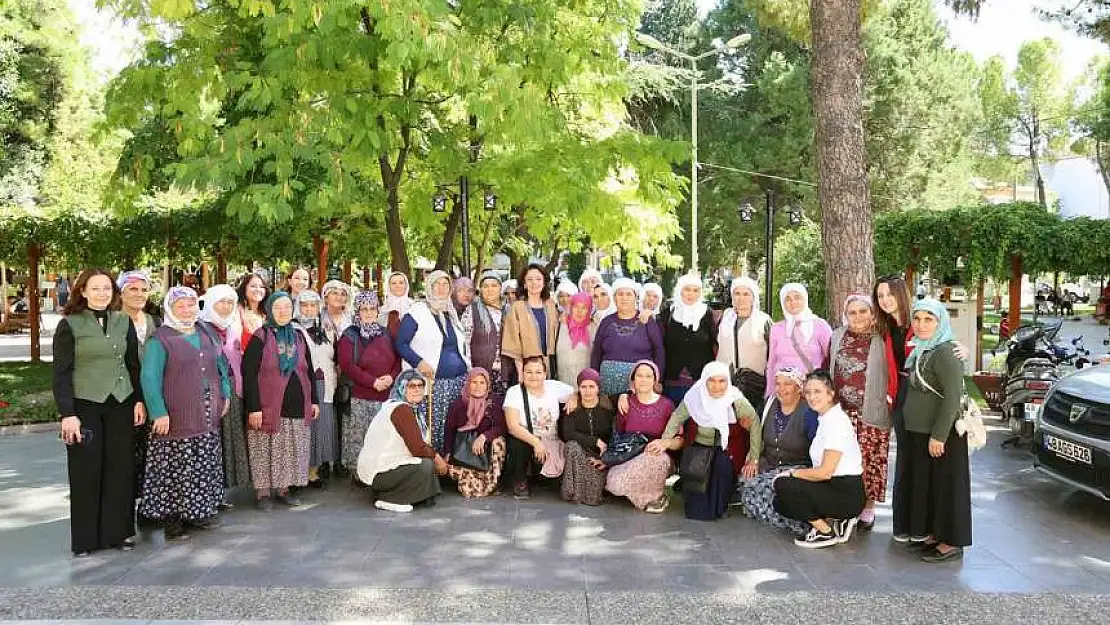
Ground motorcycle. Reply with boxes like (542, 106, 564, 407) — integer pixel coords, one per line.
(997, 319, 1063, 448)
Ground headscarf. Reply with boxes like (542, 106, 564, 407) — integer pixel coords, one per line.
(116, 270, 151, 291)
(452, 277, 475, 313)
(264, 291, 299, 376)
(459, 368, 491, 432)
(294, 290, 328, 345)
(380, 271, 413, 319)
(389, 369, 430, 438)
(611, 278, 639, 315)
(577, 367, 602, 387)
(320, 280, 353, 337)
(773, 365, 806, 391)
(162, 286, 198, 332)
(556, 280, 579, 297)
(906, 298, 953, 367)
(577, 269, 603, 293)
(779, 283, 819, 344)
(199, 284, 239, 331)
(473, 271, 503, 335)
(425, 270, 453, 314)
(682, 361, 743, 450)
(501, 279, 518, 298)
(628, 359, 660, 391)
(642, 283, 664, 314)
(670, 273, 708, 331)
(565, 292, 594, 349)
(841, 292, 875, 333)
(593, 282, 616, 318)
(353, 291, 384, 340)
(721, 277, 771, 343)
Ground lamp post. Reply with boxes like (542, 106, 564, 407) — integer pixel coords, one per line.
(636, 32, 751, 274)
(739, 189, 803, 308)
(432, 184, 497, 277)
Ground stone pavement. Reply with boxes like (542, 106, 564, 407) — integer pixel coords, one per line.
(1, 425, 1109, 624)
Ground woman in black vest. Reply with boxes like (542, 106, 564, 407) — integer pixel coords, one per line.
(53, 268, 146, 557)
(659, 274, 716, 405)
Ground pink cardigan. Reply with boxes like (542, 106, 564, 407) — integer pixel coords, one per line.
(764, 318, 833, 397)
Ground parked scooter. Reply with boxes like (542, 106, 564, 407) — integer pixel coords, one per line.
(997, 319, 1063, 448)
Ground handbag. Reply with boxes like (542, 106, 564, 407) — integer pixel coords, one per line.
(600, 431, 650, 467)
(451, 430, 492, 472)
(679, 430, 720, 494)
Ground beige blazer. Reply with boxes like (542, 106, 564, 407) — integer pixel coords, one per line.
(502, 299, 559, 361)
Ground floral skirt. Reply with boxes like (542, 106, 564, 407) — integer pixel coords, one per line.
(599, 360, 637, 397)
(310, 402, 340, 467)
(562, 441, 607, 505)
(220, 393, 251, 489)
(848, 411, 891, 503)
(606, 451, 673, 510)
(343, 398, 383, 471)
(139, 430, 224, 523)
(446, 437, 507, 498)
(247, 417, 310, 491)
(739, 466, 809, 535)
(430, 375, 466, 455)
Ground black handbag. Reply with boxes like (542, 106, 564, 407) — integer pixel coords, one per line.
(679, 430, 720, 494)
(450, 430, 492, 472)
(600, 431, 650, 467)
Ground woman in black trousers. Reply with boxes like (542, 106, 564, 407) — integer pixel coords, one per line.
(53, 269, 146, 557)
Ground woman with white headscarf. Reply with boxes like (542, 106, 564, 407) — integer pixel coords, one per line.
(577, 269, 603, 296)
(294, 290, 340, 486)
(641, 283, 664, 315)
(717, 277, 773, 411)
(659, 273, 717, 405)
(590, 278, 663, 397)
(555, 280, 578, 314)
(765, 283, 832, 397)
(394, 270, 471, 454)
(380, 271, 414, 335)
(591, 283, 616, 322)
(140, 287, 231, 540)
(658, 362, 759, 520)
(199, 284, 251, 496)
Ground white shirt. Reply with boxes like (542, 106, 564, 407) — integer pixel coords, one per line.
(809, 404, 864, 477)
(503, 380, 574, 439)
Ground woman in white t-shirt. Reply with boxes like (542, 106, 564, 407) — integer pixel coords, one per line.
(772, 369, 866, 549)
(503, 355, 574, 500)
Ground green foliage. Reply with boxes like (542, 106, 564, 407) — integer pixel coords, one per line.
(772, 219, 825, 318)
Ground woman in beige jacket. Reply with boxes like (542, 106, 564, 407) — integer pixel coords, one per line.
(502, 264, 560, 382)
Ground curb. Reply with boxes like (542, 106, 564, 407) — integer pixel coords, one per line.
(0, 422, 57, 436)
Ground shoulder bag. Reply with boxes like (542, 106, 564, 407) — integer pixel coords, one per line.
(600, 431, 650, 467)
(679, 428, 720, 494)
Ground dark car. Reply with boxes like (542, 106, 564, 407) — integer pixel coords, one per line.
(1034, 365, 1110, 500)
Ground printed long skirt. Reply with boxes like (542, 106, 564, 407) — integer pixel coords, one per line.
(446, 437, 507, 498)
(739, 466, 810, 535)
(220, 393, 251, 489)
(343, 398, 383, 470)
(599, 360, 637, 397)
(606, 452, 673, 510)
(684, 446, 734, 521)
(561, 441, 607, 505)
(247, 417, 310, 491)
(847, 410, 891, 503)
(310, 401, 340, 466)
(138, 430, 224, 523)
(430, 375, 466, 455)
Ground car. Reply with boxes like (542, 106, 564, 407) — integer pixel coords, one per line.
(1033, 364, 1110, 501)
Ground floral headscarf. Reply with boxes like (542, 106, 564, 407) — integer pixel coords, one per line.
(353, 290, 385, 340)
(389, 369, 430, 439)
(162, 286, 198, 332)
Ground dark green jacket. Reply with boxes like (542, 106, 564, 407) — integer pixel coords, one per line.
(903, 342, 963, 441)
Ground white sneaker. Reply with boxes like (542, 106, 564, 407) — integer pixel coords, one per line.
(794, 527, 838, 549)
(835, 518, 859, 544)
(374, 500, 413, 513)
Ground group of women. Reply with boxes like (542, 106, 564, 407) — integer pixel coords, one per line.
(54, 265, 972, 565)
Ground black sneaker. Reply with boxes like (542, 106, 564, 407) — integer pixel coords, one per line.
(513, 481, 530, 500)
(833, 518, 858, 544)
(794, 527, 838, 549)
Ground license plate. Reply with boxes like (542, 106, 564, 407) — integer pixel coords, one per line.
(1045, 434, 1093, 465)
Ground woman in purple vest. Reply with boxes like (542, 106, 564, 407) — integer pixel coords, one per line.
(139, 287, 231, 540)
(242, 291, 320, 511)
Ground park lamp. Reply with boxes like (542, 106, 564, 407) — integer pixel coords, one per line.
(483, 187, 497, 211)
(432, 190, 448, 213)
(787, 205, 803, 225)
(738, 202, 755, 223)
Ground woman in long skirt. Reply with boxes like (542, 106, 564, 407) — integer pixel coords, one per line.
(140, 287, 230, 539)
(605, 361, 675, 513)
(338, 291, 401, 471)
(200, 284, 251, 498)
(294, 290, 340, 486)
(561, 368, 614, 506)
(443, 368, 508, 498)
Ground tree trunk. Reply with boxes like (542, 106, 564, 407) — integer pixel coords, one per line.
(810, 0, 875, 322)
(28, 243, 42, 363)
(342, 260, 353, 285)
(313, 235, 329, 290)
(200, 263, 210, 290)
(975, 280, 985, 371)
(383, 188, 410, 278)
(362, 265, 371, 291)
(435, 198, 464, 272)
(1030, 113, 1047, 208)
(216, 250, 228, 284)
(1009, 254, 1023, 334)
(374, 262, 384, 300)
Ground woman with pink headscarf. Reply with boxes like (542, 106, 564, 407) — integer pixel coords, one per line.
(555, 292, 597, 385)
(442, 368, 508, 497)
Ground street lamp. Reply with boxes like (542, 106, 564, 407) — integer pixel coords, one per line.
(431, 182, 497, 276)
(637, 31, 751, 274)
(736, 190, 802, 308)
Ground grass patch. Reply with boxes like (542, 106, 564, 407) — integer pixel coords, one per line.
(964, 375, 988, 410)
(0, 362, 57, 426)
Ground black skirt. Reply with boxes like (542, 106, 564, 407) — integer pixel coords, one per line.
(894, 428, 972, 547)
(684, 447, 735, 521)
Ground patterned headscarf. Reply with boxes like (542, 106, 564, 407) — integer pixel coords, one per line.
(773, 366, 806, 391)
(425, 270, 453, 314)
(294, 290, 328, 345)
(353, 291, 384, 340)
(320, 280, 353, 337)
(390, 369, 430, 439)
(162, 286, 198, 332)
(842, 292, 876, 333)
(474, 271, 503, 335)
(116, 270, 151, 291)
(264, 291, 299, 376)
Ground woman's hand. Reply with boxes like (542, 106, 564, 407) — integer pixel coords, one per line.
(222, 398, 231, 416)
(471, 434, 487, 456)
(928, 437, 946, 458)
(596, 439, 607, 455)
(741, 460, 758, 480)
(739, 415, 753, 430)
(532, 442, 548, 463)
(133, 402, 147, 426)
(60, 416, 82, 444)
(952, 342, 970, 362)
(433, 454, 449, 475)
(417, 360, 435, 378)
(589, 457, 607, 470)
(563, 394, 578, 414)
(645, 438, 669, 455)
(638, 309, 653, 325)
(772, 469, 792, 483)
(309, 404, 320, 421)
(248, 411, 263, 430)
(617, 393, 629, 415)
(151, 416, 170, 436)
